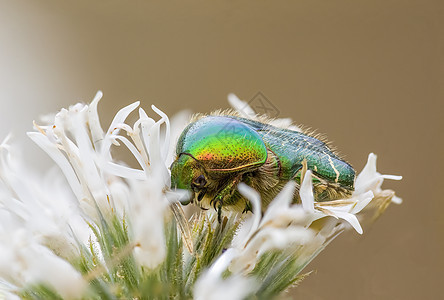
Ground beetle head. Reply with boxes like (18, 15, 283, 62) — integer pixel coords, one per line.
(170, 153, 210, 205)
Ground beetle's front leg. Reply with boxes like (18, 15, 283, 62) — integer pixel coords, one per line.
(211, 175, 243, 222)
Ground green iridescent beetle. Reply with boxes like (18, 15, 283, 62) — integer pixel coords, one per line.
(170, 113, 355, 219)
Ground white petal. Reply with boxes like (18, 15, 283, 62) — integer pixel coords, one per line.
(260, 181, 297, 225)
(355, 153, 378, 193)
(138, 108, 157, 163)
(333, 211, 363, 234)
(267, 181, 296, 210)
(228, 93, 256, 119)
(27, 132, 83, 200)
(87, 91, 105, 150)
(300, 170, 315, 213)
(101, 161, 146, 180)
(382, 174, 403, 181)
(355, 153, 402, 195)
(71, 112, 110, 202)
(165, 189, 191, 204)
(268, 118, 302, 132)
(350, 191, 374, 214)
(257, 226, 314, 254)
(106, 101, 140, 136)
(129, 180, 168, 269)
(112, 135, 148, 175)
(391, 195, 403, 204)
(151, 105, 170, 162)
(237, 183, 261, 239)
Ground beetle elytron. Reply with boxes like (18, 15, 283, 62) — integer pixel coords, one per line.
(170, 112, 355, 218)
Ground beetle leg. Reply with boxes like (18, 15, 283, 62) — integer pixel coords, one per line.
(242, 201, 252, 213)
(211, 194, 222, 210)
(211, 174, 243, 222)
(210, 194, 224, 223)
(217, 202, 223, 223)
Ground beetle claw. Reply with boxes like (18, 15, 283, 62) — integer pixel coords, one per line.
(211, 197, 221, 211)
(242, 201, 252, 214)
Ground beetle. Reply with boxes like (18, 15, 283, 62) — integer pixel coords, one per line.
(170, 112, 355, 220)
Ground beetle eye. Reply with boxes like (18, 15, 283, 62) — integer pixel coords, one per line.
(192, 175, 207, 189)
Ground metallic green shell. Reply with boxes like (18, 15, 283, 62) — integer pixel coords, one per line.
(227, 116, 355, 189)
(175, 116, 268, 172)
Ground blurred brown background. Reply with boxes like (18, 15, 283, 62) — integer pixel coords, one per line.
(1, 0, 442, 299)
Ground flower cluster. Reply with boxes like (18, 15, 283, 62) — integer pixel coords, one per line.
(0, 92, 401, 299)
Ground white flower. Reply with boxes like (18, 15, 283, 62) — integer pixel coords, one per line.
(0, 91, 186, 297)
(93, 100, 185, 268)
(27, 91, 185, 269)
(355, 153, 403, 203)
(0, 91, 402, 299)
